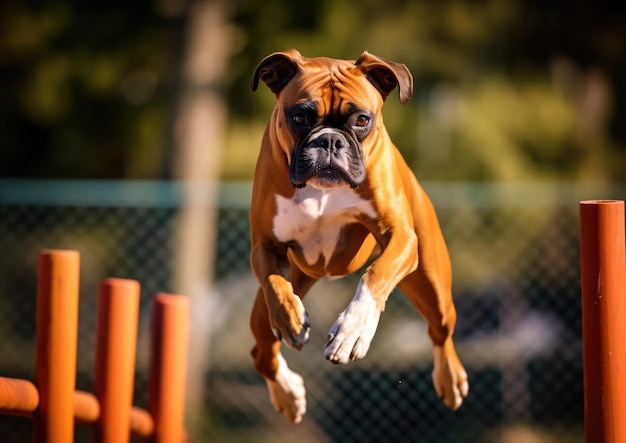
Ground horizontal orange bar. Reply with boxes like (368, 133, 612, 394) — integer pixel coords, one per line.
(0, 382, 153, 437)
(74, 390, 154, 438)
(74, 391, 100, 424)
(0, 376, 39, 417)
(129, 406, 155, 438)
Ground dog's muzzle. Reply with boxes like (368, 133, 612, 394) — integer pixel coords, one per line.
(290, 128, 366, 188)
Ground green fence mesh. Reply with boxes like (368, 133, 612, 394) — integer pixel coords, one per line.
(0, 180, 624, 442)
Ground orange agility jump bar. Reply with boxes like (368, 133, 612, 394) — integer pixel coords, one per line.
(580, 200, 626, 443)
(0, 249, 189, 442)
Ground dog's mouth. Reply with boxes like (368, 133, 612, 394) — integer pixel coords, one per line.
(307, 167, 349, 189)
(290, 129, 366, 189)
(292, 165, 361, 189)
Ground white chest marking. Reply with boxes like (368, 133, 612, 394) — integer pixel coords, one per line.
(273, 186, 377, 267)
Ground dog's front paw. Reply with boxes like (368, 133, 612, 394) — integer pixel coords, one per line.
(324, 284, 380, 364)
(270, 295, 310, 350)
(432, 343, 469, 410)
(266, 354, 307, 423)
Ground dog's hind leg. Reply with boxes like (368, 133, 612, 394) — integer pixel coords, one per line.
(399, 268, 468, 410)
(397, 189, 469, 410)
(250, 268, 316, 423)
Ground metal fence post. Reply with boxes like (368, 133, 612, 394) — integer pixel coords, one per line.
(580, 200, 626, 443)
(94, 278, 141, 443)
(148, 293, 190, 443)
(34, 250, 80, 442)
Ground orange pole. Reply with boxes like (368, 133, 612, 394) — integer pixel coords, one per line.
(34, 249, 80, 443)
(580, 200, 626, 443)
(148, 293, 189, 443)
(0, 377, 39, 417)
(93, 278, 141, 443)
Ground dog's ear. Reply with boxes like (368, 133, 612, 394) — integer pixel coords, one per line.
(355, 52, 413, 104)
(250, 49, 302, 95)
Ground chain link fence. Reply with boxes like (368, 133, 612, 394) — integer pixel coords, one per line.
(0, 180, 624, 442)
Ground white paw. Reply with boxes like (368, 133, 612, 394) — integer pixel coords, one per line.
(265, 354, 307, 423)
(432, 345, 469, 410)
(324, 281, 381, 364)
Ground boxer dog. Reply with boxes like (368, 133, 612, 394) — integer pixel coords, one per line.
(249, 49, 468, 423)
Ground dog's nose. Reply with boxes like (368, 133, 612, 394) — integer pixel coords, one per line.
(313, 132, 348, 153)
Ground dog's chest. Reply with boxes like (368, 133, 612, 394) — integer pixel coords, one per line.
(273, 187, 376, 267)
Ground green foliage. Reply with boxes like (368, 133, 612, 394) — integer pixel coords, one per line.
(0, 0, 175, 178)
(412, 75, 581, 181)
(229, 0, 626, 182)
(1, 0, 625, 181)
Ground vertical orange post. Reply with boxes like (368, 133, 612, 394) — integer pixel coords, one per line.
(148, 293, 189, 443)
(34, 249, 80, 443)
(580, 200, 626, 443)
(94, 278, 141, 443)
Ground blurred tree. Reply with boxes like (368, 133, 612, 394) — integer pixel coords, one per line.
(168, 0, 232, 434)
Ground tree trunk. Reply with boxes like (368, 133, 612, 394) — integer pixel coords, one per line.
(171, 0, 231, 435)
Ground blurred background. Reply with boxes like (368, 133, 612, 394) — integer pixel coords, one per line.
(1, 0, 626, 441)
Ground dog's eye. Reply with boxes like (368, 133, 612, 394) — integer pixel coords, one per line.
(355, 115, 370, 127)
(292, 113, 307, 126)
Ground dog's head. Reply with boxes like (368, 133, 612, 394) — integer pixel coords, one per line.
(251, 49, 413, 190)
